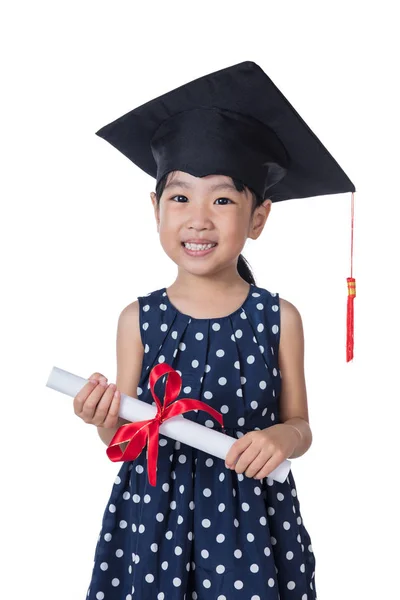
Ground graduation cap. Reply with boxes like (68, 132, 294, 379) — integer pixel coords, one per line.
(95, 60, 356, 361)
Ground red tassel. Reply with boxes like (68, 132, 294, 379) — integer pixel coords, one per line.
(346, 277, 356, 361)
(346, 192, 356, 362)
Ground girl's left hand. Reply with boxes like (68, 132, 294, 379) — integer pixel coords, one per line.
(225, 424, 299, 479)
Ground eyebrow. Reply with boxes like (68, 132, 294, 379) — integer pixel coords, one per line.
(164, 179, 238, 192)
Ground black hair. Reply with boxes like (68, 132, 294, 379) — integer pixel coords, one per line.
(155, 171, 265, 285)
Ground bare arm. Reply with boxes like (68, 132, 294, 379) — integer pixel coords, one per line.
(278, 298, 313, 459)
(97, 300, 144, 446)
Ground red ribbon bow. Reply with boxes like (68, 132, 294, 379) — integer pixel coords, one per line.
(106, 363, 224, 486)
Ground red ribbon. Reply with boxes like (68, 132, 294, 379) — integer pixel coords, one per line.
(106, 363, 224, 486)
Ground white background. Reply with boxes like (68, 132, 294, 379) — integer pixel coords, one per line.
(1, 1, 399, 598)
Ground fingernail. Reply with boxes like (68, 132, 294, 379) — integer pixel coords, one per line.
(89, 378, 98, 384)
(100, 378, 108, 386)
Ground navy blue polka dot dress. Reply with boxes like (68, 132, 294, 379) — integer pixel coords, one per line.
(86, 284, 317, 599)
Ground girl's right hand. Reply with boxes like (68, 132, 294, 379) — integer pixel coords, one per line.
(73, 372, 121, 429)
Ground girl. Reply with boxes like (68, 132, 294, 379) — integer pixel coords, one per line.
(74, 60, 353, 599)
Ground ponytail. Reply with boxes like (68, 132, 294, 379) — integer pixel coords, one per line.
(237, 254, 256, 286)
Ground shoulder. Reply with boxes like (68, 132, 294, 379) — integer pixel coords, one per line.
(278, 296, 305, 356)
(117, 300, 143, 350)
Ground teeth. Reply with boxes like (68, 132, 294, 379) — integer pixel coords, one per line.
(184, 242, 216, 251)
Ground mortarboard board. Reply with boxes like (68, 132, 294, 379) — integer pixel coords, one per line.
(95, 60, 356, 361)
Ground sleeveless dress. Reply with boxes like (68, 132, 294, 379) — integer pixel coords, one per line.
(86, 284, 317, 600)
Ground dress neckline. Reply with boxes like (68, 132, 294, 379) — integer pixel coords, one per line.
(163, 284, 255, 321)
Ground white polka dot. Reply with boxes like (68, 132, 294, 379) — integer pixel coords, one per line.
(234, 360, 240, 369)
(283, 521, 291, 530)
(100, 562, 108, 571)
(216, 533, 225, 543)
(111, 579, 120, 587)
(212, 323, 221, 331)
(234, 549, 242, 558)
(259, 516, 267, 525)
(236, 388, 243, 397)
(145, 574, 154, 583)
(144, 494, 151, 503)
(205, 458, 214, 467)
(138, 524, 145, 533)
(237, 417, 245, 426)
(156, 513, 164, 522)
(291, 488, 297, 497)
(173, 578, 181, 587)
(177, 515, 184, 524)
(218, 377, 227, 385)
(179, 484, 185, 493)
(300, 563, 305, 572)
(131, 524, 137, 532)
(114, 475, 121, 484)
(178, 454, 187, 464)
(256, 303, 264, 310)
(108, 504, 116, 513)
(151, 543, 158, 552)
(115, 549, 123, 558)
(264, 546, 271, 556)
(96, 593, 104, 600)
(268, 578, 275, 587)
(234, 580, 244, 589)
(192, 359, 199, 368)
(247, 355, 255, 364)
(272, 324, 279, 334)
(132, 494, 140, 503)
(287, 581, 296, 590)
(160, 324, 168, 332)
(157, 595, 165, 600)
(247, 533, 255, 542)
(189, 501, 195, 509)
(219, 472, 225, 482)
(170, 500, 176, 509)
(252, 292, 261, 297)
(204, 390, 213, 399)
(119, 520, 127, 529)
(216, 564, 225, 574)
(271, 536, 277, 545)
(159, 438, 168, 447)
(171, 330, 178, 339)
(203, 488, 212, 497)
(135, 464, 144, 474)
(205, 420, 214, 428)
(235, 329, 243, 338)
(203, 579, 211, 588)
(250, 400, 258, 409)
(262, 407, 268, 416)
(195, 332, 204, 340)
(286, 551, 294, 560)
(250, 564, 259, 573)
(216, 349, 225, 357)
(202, 519, 211, 528)
(183, 386, 192, 393)
(162, 483, 169, 492)
(201, 549, 209, 558)
(143, 304, 150, 312)
(259, 380, 267, 389)
(242, 502, 250, 511)
(104, 533, 112, 541)
(257, 323, 264, 332)
(220, 405, 229, 414)
(218, 503, 225, 512)
(161, 561, 168, 570)
(277, 492, 285, 501)
(175, 546, 183, 555)
(268, 506, 275, 515)
(165, 530, 173, 539)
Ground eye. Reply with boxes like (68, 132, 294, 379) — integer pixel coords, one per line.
(170, 195, 234, 205)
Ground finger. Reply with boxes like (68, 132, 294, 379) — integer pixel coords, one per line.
(91, 384, 117, 426)
(254, 451, 284, 480)
(225, 434, 253, 467)
(102, 389, 121, 429)
(79, 381, 110, 422)
(73, 379, 100, 414)
(234, 443, 262, 474)
(245, 449, 273, 478)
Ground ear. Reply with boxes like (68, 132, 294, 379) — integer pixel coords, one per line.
(248, 199, 272, 241)
(150, 192, 160, 232)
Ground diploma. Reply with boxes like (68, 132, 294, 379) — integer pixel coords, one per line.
(46, 366, 291, 484)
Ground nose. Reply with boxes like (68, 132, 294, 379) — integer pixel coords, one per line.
(186, 203, 213, 230)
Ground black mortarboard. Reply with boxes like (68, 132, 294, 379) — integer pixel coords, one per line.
(95, 61, 357, 361)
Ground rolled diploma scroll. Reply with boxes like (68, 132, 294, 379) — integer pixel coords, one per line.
(46, 366, 291, 484)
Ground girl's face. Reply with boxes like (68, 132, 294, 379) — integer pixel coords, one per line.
(150, 170, 271, 277)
